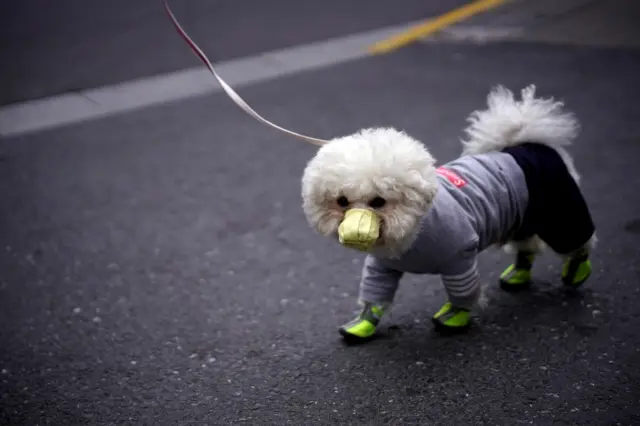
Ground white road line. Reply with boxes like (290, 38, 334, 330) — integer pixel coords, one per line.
(0, 21, 423, 138)
(420, 25, 524, 44)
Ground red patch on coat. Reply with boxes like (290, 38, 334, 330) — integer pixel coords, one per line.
(436, 167, 467, 188)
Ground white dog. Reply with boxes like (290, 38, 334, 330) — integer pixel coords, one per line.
(301, 85, 597, 341)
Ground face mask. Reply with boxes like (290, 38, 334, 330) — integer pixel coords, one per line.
(338, 208, 380, 252)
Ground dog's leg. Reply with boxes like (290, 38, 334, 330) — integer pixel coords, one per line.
(558, 232, 597, 288)
(338, 255, 403, 342)
(499, 235, 545, 291)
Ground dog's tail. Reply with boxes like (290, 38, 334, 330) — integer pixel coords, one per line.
(460, 84, 581, 182)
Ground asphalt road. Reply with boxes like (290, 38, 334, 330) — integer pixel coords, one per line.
(2, 1, 640, 425)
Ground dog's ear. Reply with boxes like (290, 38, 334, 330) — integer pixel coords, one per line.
(406, 169, 438, 205)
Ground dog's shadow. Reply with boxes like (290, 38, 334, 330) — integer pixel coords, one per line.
(477, 280, 600, 331)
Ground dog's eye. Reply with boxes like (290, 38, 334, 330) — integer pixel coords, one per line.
(368, 197, 386, 208)
(336, 196, 349, 207)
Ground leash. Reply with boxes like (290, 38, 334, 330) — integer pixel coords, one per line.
(163, 1, 330, 147)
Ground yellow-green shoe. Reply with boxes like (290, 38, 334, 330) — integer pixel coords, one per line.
(500, 252, 535, 292)
(338, 303, 385, 341)
(432, 302, 471, 333)
(562, 249, 591, 288)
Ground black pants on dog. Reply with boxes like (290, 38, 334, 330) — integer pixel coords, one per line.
(503, 143, 595, 255)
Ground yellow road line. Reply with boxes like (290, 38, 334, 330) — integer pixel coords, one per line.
(369, 0, 510, 54)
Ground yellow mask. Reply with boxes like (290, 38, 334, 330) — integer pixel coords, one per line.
(338, 208, 381, 251)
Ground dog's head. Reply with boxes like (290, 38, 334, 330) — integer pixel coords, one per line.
(301, 127, 438, 257)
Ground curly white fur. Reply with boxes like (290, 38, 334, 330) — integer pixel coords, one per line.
(301, 127, 439, 257)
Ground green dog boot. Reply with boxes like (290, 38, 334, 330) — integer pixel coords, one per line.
(339, 302, 386, 341)
(432, 302, 471, 333)
(500, 251, 535, 291)
(562, 248, 592, 288)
